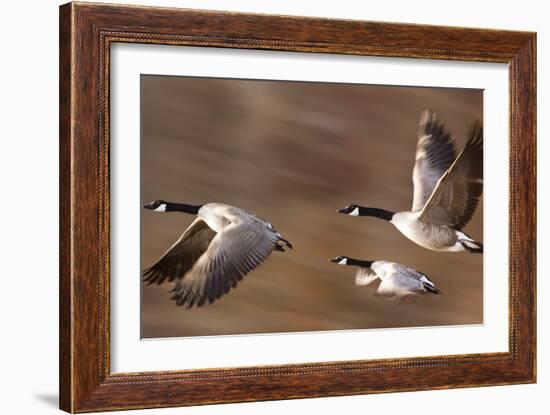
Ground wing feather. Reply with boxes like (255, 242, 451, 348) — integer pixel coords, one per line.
(142, 218, 216, 285)
(171, 218, 281, 308)
(355, 268, 379, 286)
(412, 110, 457, 211)
(419, 121, 483, 229)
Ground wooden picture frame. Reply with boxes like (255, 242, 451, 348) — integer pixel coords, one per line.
(59, 2, 536, 412)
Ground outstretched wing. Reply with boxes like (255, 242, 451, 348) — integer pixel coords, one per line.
(419, 121, 483, 229)
(142, 218, 216, 285)
(412, 110, 457, 212)
(355, 268, 379, 286)
(170, 219, 281, 308)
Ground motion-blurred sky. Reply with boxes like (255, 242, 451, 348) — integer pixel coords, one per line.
(140, 75, 483, 338)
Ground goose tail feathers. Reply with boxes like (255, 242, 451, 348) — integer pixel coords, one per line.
(423, 284, 442, 295)
(460, 239, 483, 254)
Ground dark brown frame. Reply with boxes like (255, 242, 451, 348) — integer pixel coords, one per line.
(59, 2, 536, 412)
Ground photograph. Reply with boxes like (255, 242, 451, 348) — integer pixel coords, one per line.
(140, 75, 484, 338)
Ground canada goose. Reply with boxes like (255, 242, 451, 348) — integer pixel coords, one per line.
(142, 201, 292, 308)
(338, 110, 483, 253)
(330, 256, 441, 299)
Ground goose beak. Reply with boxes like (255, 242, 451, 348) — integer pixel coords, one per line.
(329, 257, 339, 263)
(142, 202, 155, 210)
(337, 207, 347, 214)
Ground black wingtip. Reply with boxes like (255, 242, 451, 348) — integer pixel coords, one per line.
(141, 269, 156, 285)
(419, 109, 444, 131)
(468, 121, 484, 149)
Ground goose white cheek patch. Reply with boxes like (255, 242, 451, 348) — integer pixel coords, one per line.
(338, 258, 348, 265)
(349, 207, 359, 216)
(153, 204, 167, 212)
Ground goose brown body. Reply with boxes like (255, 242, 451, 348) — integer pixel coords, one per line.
(142, 202, 292, 308)
(338, 110, 483, 253)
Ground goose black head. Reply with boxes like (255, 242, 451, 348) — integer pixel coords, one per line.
(143, 200, 203, 215)
(337, 205, 394, 221)
(330, 256, 374, 268)
(143, 200, 168, 212)
(337, 204, 360, 216)
(330, 256, 351, 265)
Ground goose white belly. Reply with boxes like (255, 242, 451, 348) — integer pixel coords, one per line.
(390, 211, 465, 252)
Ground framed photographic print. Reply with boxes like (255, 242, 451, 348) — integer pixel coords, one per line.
(59, 2, 536, 412)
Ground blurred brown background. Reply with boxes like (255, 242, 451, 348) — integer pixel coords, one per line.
(140, 75, 483, 338)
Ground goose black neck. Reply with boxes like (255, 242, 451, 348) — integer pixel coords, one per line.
(358, 207, 394, 221)
(166, 202, 202, 214)
(347, 258, 374, 268)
